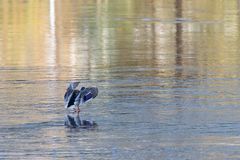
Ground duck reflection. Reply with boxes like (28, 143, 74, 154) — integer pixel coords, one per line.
(64, 112, 97, 128)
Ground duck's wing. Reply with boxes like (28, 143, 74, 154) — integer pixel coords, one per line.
(64, 82, 80, 108)
(68, 82, 80, 91)
(74, 87, 98, 106)
(82, 87, 98, 103)
(66, 90, 80, 108)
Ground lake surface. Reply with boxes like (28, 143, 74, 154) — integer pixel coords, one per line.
(1, 0, 240, 159)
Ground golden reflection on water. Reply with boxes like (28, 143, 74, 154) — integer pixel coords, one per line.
(0, 0, 239, 75)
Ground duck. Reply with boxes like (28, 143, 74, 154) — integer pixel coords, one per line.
(64, 82, 98, 113)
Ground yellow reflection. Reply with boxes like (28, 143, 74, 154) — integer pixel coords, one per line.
(48, 0, 56, 67)
(0, 0, 239, 79)
(0, 1, 50, 66)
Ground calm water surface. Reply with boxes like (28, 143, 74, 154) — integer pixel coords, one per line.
(1, 0, 240, 159)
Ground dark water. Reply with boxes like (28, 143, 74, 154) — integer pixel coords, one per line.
(1, 0, 240, 159)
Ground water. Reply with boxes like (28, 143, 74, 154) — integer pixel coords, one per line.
(1, 0, 240, 159)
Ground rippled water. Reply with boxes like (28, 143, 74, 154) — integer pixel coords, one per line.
(1, 0, 240, 159)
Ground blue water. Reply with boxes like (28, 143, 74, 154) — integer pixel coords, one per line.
(1, 0, 240, 159)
